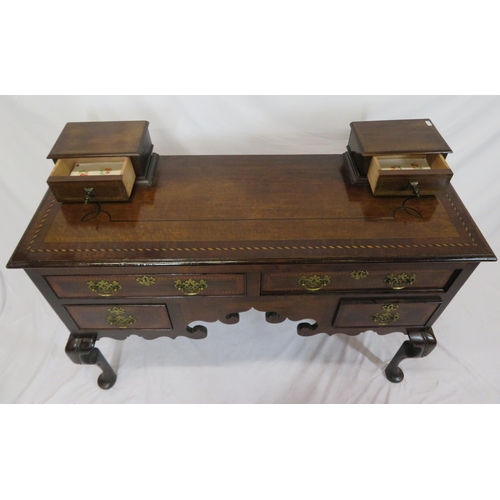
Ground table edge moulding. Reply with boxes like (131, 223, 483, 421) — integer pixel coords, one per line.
(7, 119, 496, 390)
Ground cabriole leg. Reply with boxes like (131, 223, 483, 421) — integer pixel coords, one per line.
(65, 334, 117, 390)
(385, 328, 437, 383)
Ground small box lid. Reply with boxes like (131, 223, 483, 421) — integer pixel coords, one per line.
(350, 119, 453, 156)
(47, 120, 150, 159)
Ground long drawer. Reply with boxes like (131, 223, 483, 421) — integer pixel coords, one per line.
(261, 267, 457, 294)
(65, 304, 172, 330)
(46, 273, 246, 298)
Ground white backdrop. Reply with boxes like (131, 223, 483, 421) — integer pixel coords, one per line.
(1, 95, 499, 403)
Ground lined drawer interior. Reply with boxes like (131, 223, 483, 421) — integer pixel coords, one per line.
(367, 153, 453, 196)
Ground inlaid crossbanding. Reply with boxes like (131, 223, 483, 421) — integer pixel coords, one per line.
(25, 192, 476, 255)
(29, 241, 472, 254)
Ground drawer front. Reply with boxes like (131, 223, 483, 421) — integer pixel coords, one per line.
(368, 154, 453, 197)
(332, 298, 442, 329)
(48, 157, 135, 203)
(261, 268, 456, 294)
(65, 304, 172, 330)
(46, 274, 245, 298)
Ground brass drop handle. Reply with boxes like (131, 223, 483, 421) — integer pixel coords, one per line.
(106, 307, 137, 328)
(350, 271, 369, 280)
(174, 278, 208, 296)
(87, 279, 122, 296)
(298, 275, 331, 292)
(371, 304, 400, 326)
(136, 276, 156, 286)
(384, 273, 417, 290)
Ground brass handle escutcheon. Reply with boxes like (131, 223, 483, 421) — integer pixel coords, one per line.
(106, 307, 136, 328)
(174, 278, 208, 296)
(136, 276, 156, 286)
(87, 279, 122, 296)
(298, 275, 331, 292)
(384, 273, 417, 290)
(371, 304, 400, 326)
(350, 271, 369, 280)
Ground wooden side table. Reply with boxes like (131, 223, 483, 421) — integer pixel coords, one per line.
(7, 153, 496, 388)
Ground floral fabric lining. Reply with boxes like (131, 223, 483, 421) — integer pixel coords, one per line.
(378, 157, 431, 171)
(70, 162, 123, 176)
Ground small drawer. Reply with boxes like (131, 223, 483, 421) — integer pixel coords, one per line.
(367, 154, 453, 196)
(261, 268, 456, 294)
(47, 156, 136, 202)
(332, 298, 442, 329)
(46, 274, 245, 298)
(65, 304, 172, 330)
